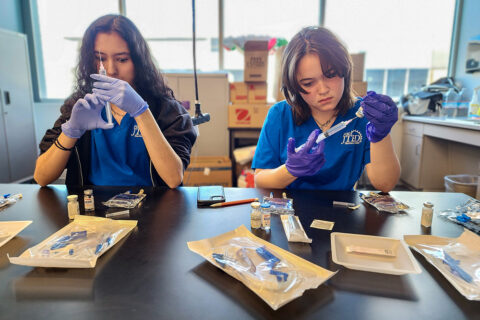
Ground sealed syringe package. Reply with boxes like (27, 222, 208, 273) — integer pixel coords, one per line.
(262, 196, 295, 215)
(187, 225, 336, 310)
(9, 216, 137, 268)
(360, 192, 410, 214)
(103, 190, 146, 209)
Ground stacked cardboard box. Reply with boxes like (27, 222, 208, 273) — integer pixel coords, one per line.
(229, 40, 271, 128)
(351, 52, 368, 96)
(183, 156, 232, 187)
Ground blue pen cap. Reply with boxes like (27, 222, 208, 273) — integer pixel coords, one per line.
(260, 203, 271, 208)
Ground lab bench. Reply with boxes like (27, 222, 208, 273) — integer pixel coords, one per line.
(401, 115, 480, 190)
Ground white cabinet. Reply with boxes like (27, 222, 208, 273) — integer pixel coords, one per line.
(401, 133, 423, 188)
(165, 72, 229, 156)
(0, 29, 37, 182)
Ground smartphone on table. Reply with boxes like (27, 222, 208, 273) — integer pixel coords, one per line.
(197, 185, 225, 207)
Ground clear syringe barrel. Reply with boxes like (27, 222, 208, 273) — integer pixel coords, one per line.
(99, 66, 113, 125)
(294, 120, 350, 152)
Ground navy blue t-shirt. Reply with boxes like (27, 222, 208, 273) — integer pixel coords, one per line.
(89, 110, 152, 186)
(252, 100, 370, 190)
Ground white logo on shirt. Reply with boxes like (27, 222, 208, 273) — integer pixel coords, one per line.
(341, 130, 362, 145)
(131, 125, 142, 138)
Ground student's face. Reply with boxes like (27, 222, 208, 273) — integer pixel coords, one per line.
(296, 53, 344, 114)
(94, 32, 135, 86)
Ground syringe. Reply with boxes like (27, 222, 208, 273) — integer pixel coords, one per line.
(98, 56, 113, 125)
(294, 107, 364, 152)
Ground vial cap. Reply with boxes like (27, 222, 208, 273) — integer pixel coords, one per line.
(423, 201, 434, 208)
(84, 189, 93, 195)
(260, 203, 271, 208)
(251, 201, 261, 208)
(67, 195, 78, 201)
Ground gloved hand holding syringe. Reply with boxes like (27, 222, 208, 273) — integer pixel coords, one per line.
(294, 107, 364, 152)
(98, 56, 113, 125)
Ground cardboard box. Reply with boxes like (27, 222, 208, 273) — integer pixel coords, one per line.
(228, 103, 271, 128)
(352, 81, 368, 97)
(351, 52, 365, 81)
(248, 82, 267, 103)
(229, 82, 248, 104)
(184, 156, 232, 187)
(244, 41, 268, 82)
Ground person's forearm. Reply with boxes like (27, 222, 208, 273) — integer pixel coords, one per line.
(254, 165, 297, 189)
(366, 135, 400, 192)
(135, 109, 183, 188)
(34, 133, 77, 186)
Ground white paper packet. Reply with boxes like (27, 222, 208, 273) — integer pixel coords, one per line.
(0, 221, 32, 247)
(187, 225, 336, 310)
(404, 229, 480, 301)
(9, 216, 137, 268)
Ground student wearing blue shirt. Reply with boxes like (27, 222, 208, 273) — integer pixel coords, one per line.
(253, 27, 400, 191)
(35, 15, 196, 188)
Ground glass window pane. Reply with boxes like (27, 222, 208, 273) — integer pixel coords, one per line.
(386, 69, 406, 98)
(37, 0, 119, 99)
(365, 69, 384, 94)
(408, 69, 429, 93)
(325, 0, 455, 97)
(126, 0, 218, 72)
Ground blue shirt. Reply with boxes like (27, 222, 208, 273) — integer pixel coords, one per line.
(252, 100, 370, 190)
(89, 110, 152, 186)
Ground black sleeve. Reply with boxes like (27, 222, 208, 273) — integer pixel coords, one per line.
(154, 99, 197, 171)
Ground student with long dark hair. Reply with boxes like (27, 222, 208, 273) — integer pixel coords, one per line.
(34, 15, 196, 187)
(253, 26, 400, 191)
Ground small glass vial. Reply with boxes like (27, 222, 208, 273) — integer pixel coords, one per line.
(67, 195, 80, 219)
(421, 201, 434, 227)
(84, 189, 95, 212)
(250, 202, 262, 229)
(260, 203, 271, 231)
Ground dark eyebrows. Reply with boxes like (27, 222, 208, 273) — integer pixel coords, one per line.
(93, 50, 130, 57)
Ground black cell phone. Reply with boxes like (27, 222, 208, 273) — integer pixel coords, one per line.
(197, 185, 225, 207)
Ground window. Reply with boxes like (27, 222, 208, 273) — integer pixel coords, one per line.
(37, 0, 119, 99)
(324, 0, 455, 98)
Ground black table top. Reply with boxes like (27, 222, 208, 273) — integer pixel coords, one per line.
(0, 184, 478, 319)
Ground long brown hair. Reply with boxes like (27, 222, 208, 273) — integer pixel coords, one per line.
(281, 26, 355, 125)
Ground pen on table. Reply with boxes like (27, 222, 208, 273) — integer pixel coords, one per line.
(210, 198, 259, 208)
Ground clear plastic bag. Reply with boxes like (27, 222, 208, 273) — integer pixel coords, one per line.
(188, 225, 336, 310)
(0, 193, 23, 210)
(404, 229, 480, 301)
(439, 199, 480, 234)
(360, 192, 410, 214)
(280, 215, 312, 243)
(262, 195, 294, 215)
(9, 216, 137, 268)
(102, 190, 146, 209)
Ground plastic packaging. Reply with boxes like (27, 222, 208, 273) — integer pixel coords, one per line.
(187, 225, 336, 310)
(404, 229, 480, 301)
(67, 195, 80, 219)
(0, 193, 23, 210)
(84, 189, 95, 212)
(442, 88, 458, 117)
(280, 215, 312, 243)
(0, 221, 32, 247)
(468, 86, 480, 118)
(9, 216, 137, 268)
(103, 190, 146, 209)
(439, 198, 480, 233)
(261, 195, 294, 215)
(421, 202, 434, 227)
(360, 192, 410, 214)
(250, 202, 262, 229)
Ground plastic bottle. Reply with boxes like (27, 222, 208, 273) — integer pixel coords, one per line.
(468, 86, 480, 118)
(84, 189, 95, 212)
(250, 202, 261, 229)
(67, 195, 80, 219)
(260, 203, 271, 231)
(421, 202, 434, 228)
(457, 88, 468, 117)
(443, 88, 458, 117)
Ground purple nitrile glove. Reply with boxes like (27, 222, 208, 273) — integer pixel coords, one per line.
(61, 93, 114, 139)
(285, 129, 326, 177)
(361, 91, 398, 143)
(90, 73, 148, 118)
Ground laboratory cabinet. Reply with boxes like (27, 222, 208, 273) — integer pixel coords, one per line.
(0, 29, 37, 182)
